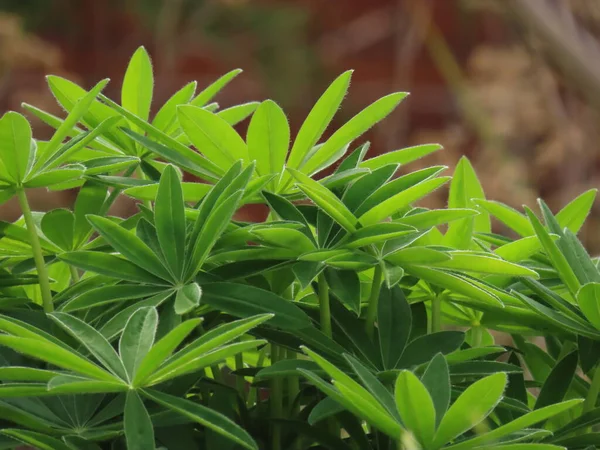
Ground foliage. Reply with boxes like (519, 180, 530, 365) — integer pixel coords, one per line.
(0, 46, 596, 449)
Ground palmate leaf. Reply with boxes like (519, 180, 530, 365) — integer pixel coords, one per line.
(0, 112, 34, 184)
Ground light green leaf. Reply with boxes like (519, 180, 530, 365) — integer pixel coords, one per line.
(178, 105, 248, 170)
(288, 168, 357, 232)
(218, 101, 259, 126)
(395, 370, 436, 448)
(284, 71, 352, 175)
(122, 46, 154, 125)
(433, 373, 507, 448)
(152, 81, 196, 133)
(0, 112, 33, 183)
(358, 177, 450, 226)
(301, 92, 408, 176)
(556, 189, 597, 234)
(191, 69, 242, 107)
(359, 144, 443, 171)
(577, 283, 600, 331)
(474, 199, 533, 237)
(445, 399, 582, 450)
(174, 283, 202, 315)
(247, 100, 289, 190)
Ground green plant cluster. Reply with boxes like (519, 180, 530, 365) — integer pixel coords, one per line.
(0, 47, 597, 449)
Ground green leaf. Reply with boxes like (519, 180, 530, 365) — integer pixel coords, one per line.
(535, 351, 578, 410)
(121, 127, 220, 181)
(87, 215, 173, 282)
(358, 177, 450, 226)
(302, 347, 403, 438)
(444, 157, 490, 249)
(36, 79, 110, 170)
(288, 168, 358, 232)
(23, 165, 84, 188)
(218, 101, 259, 126)
(152, 81, 196, 133)
(341, 223, 416, 249)
(119, 306, 158, 381)
(326, 268, 361, 316)
(133, 318, 202, 386)
(578, 283, 600, 330)
(122, 46, 154, 125)
(190, 69, 242, 107)
(186, 190, 245, 279)
(474, 199, 533, 237)
(445, 399, 582, 450)
(359, 144, 443, 170)
(421, 353, 451, 428)
(83, 156, 139, 175)
(41, 209, 74, 251)
(59, 251, 165, 284)
(154, 165, 186, 278)
(396, 331, 464, 369)
(0, 112, 33, 183)
(284, 71, 352, 177)
(556, 189, 597, 234)
(430, 252, 539, 277)
(178, 105, 248, 170)
(433, 373, 507, 448)
(143, 389, 258, 450)
(50, 312, 128, 380)
(202, 282, 310, 329)
(73, 181, 107, 247)
(124, 390, 155, 450)
(1, 429, 71, 450)
(247, 100, 289, 190)
(253, 228, 314, 255)
(395, 370, 436, 448)
(174, 283, 202, 315)
(494, 235, 550, 262)
(301, 92, 408, 176)
(0, 335, 115, 382)
(344, 354, 399, 420)
(525, 206, 580, 296)
(378, 286, 411, 370)
(60, 284, 164, 312)
(342, 164, 397, 212)
(395, 208, 478, 229)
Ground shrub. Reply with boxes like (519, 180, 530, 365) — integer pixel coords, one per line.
(0, 46, 596, 449)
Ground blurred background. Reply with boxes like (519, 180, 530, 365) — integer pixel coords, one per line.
(1, 0, 600, 251)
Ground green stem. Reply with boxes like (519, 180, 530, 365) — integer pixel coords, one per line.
(431, 294, 443, 333)
(584, 366, 600, 414)
(210, 365, 223, 383)
(317, 272, 332, 337)
(471, 325, 483, 348)
(69, 265, 80, 284)
(271, 345, 283, 450)
(16, 189, 53, 313)
(247, 346, 267, 407)
(235, 352, 245, 400)
(365, 264, 383, 339)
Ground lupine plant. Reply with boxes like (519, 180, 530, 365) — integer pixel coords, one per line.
(0, 46, 597, 449)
